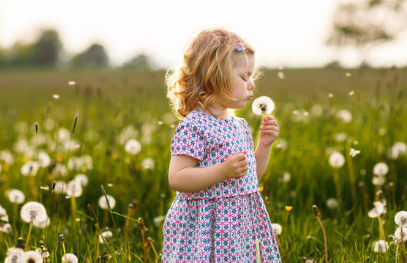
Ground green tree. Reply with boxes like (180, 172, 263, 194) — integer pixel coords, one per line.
(326, 0, 407, 66)
(33, 29, 63, 66)
(122, 53, 153, 69)
(71, 43, 109, 68)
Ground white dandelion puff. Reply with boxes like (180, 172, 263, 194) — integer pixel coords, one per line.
(368, 201, 386, 218)
(5, 247, 24, 263)
(329, 151, 345, 168)
(391, 142, 407, 159)
(281, 172, 291, 183)
(20, 201, 47, 223)
(326, 198, 339, 210)
(271, 223, 282, 235)
(53, 181, 67, 194)
(141, 158, 155, 170)
(38, 151, 51, 167)
(373, 162, 388, 177)
(349, 91, 354, 96)
(373, 240, 388, 253)
(372, 175, 386, 186)
(7, 189, 25, 204)
(52, 94, 60, 99)
(345, 72, 352, 77)
(22, 250, 42, 263)
(350, 148, 360, 157)
(68, 81, 76, 86)
(336, 109, 352, 123)
(66, 180, 83, 198)
(21, 161, 39, 176)
(0, 223, 12, 233)
(277, 71, 285, 79)
(33, 216, 50, 228)
(328, 93, 333, 98)
(125, 139, 142, 155)
(395, 211, 407, 227)
(252, 96, 275, 115)
(99, 230, 113, 244)
(154, 215, 165, 227)
(75, 174, 88, 186)
(98, 195, 116, 210)
(62, 253, 78, 263)
(395, 227, 407, 242)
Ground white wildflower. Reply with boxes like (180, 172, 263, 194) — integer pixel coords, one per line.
(329, 151, 345, 168)
(141, 158, 155, 170)
(62, 253, 78, 263)
(99, 230, 113, 244)
(75, 174, 89, 186)
(20, 201, 47, 223)
(21, 161, 39, 176)
(368, 201, 386, 218)
(373, 240, 388, 253)
(125, 139, 142, 155)
(252, 96, 275, 115)
(271, 223, 282, 235)
(395, 227, 407, 241)
(98, 195, 116, 210)
(7, 189, 25, 204)
(326, 198, 339, 210)
(373, 162, 388, 177)
(22, 250, 42, 263)
(395, 211, 407, 227)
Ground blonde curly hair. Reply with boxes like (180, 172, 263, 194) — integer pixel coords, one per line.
(166, 28, 255, 119)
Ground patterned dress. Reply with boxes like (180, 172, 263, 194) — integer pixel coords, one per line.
(162, 109, 281, 263)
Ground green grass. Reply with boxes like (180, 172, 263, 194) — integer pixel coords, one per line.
(0, 67, 406, 262)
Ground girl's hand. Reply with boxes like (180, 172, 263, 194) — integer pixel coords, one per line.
(222, 151, 248, 179)
(259, 115, 279, 147)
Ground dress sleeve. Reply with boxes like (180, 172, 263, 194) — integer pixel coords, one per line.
(170, 120, 206, 161)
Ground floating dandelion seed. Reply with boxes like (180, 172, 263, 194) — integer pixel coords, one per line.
(125, 139, 142, 155)
(20, 201, 47, 223)
(7, 189, 25, 204)
(52, 94, 60, 99)
(395, 227, 407, 241)
(373, 162, 388, 177)
(373, 240, 389, 253)
(349, 91, 354, 96)
(271, 223, 282, 235)
(345, 72, 352, 77)
(395, 211, 407, 227)
(99, 230, 113, 243)
(329, 151, 345, 168)
(22, 250, 42, 263)
(98, 195, 116, 210)
(277, 71, 285, 79)
(350, 148, 360, 157)
(368, 201, 386, 218)
(328, 93, 333, 98)
(252, 96, 275, 115)
(68, 81, 76, 86)
(62, 253, 78, 263)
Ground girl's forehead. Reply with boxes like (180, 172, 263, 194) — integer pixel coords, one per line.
(234, 54, 255, 71)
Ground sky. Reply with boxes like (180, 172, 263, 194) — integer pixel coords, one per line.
(1, 0, 406, 68)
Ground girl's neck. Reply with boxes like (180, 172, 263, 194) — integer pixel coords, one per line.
(197, 104, 232, 120)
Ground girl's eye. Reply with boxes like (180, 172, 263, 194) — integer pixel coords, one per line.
(241, 77, 247, 81)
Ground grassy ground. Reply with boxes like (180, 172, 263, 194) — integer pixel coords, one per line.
(0, 67, 406, 262)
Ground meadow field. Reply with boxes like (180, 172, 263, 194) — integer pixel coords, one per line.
(0, 67, 406, 262)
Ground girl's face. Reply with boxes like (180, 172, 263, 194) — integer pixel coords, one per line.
(223, 54, 255, 109)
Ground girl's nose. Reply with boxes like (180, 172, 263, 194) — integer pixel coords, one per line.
(248, 79, 255, 90)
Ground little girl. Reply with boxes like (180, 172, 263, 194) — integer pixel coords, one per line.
(162, 28, 281, 262)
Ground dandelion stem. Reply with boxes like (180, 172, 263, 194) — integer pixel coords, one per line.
(275, 236, 285, 263)
(378, 216, 386, 240)
(141, 228, 147, 263)
(345, 139, 357, 207)
(71, 197, 76, 222)
(333, 168, 342, 216)
(25, 221, 33, 251)
(401, 227, 407, 262)
(125, 205, 133, 261)
(312, 205, 328, 263)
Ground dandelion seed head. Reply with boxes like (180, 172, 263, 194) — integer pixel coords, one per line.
(99, 230, 113, 244)
(391, 142, 407, 159)
(108, 183, 113, 187)
(395, 227, 407, 241)
(329, 151, 345, 168)
(124, 139, 142, 155)
(326, 198, 339, 210)
(0, 223, 12, 233)
(395, 211, 407, 227)
(52, 94, 60, 99)
(350, 148, 360, 157)
(345, 72, 352, 77)
(368, 201, 386, 218)
(22, 250, 42, 263)
(281, 172, 291, 183)
(372, 175, 386, 186)
(373, 162, 388, 177)
(252, 96, 275, 115)
(141, 158, 155, 170)
(154, 215, 165, 227)
(328, 93, 333, 98)
(74, 174, 88, 186)
(20, 201, 47, 223)
(271, 223, 282, 235)
(277, 71, 285, 79)
(98, 195, 116, 210)
(53, 181, 66, 194)
(373, 240, 388, 253)
(68, 81, 76, 86)
(349, 91, 354, 96)
(33, 216, 50, 228)
(7, 189, 25, 204)
(21, 161, 39, 177)
(66, 180, 83, 198)
(336, 109, 352, 123)
(62, 253, 78, 263)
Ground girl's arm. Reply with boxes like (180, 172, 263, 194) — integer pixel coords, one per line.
(254, 115, 280, 181)
(169, 152, 248, 192)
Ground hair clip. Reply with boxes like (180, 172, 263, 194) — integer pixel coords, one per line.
(235, 44, 246, 52)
